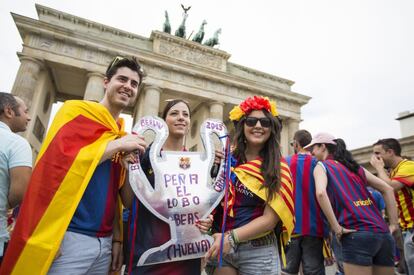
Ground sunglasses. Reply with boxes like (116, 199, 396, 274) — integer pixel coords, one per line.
(245, 117, 271, 128)
(108, 56, 125, 71)
(107, 56, 144, 76)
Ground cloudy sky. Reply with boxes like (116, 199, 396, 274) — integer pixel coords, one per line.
(1, 0, 413, 149)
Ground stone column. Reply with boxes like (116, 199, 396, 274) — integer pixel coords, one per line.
(208, 101, 224, 120)
(134, 85, 161, 121)
(11, 55, 44, 110)
(84, 72, 104, 102)
(288, 119, 300, 155)
(280, 118, 290, 157)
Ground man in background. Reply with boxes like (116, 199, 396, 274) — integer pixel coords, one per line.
(0, 93, 32, 262)
(282, 130, 328, 275)
(371, 138, 414, 274)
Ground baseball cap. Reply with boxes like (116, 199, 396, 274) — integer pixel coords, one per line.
(304, 132, 337, 149)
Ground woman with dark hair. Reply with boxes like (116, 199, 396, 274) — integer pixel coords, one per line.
(205, 96, 294, 275)
(308, 133, 399, 275)
(120, 99, 212, 275)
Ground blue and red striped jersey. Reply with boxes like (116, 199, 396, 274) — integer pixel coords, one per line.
(321, 160, 388, 233)
(68, 157, 121, 237)
(285, 153, 328, 237)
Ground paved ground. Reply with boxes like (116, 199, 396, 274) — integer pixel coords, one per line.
(200, 265, 338, 275)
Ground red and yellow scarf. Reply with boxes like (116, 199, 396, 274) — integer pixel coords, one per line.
(228, 158, 295, 245)
(0, 100, 125, 275)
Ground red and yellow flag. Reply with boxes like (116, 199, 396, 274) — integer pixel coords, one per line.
(231, 158, 295, 266)
(231, 158, 295, 242)
(0, 100, 125, 275)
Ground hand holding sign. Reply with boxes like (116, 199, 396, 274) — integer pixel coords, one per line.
(129, 116, 228, 266)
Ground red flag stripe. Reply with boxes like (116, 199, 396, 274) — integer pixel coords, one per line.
(2, 115, 109, 273)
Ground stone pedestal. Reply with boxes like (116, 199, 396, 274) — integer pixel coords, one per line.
(84, 72, 104, 102)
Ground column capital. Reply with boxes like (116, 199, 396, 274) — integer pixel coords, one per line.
(143, 84, 162, 92)
(207, 101, 225, 107)
(17, 53, 44, 69)
(287, 117, 301, 123)
(208, 101, 224, 120)
(87, 72, 104, 79)
(84, 72, 104, 102)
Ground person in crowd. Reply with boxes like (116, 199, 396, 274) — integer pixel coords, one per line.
(0, 93, 32, 263)
(282, 129, 328, 275)
(205, 96, 294, 275)
(371, 138, 414, 274)
(0, 56, 146, 275)
(309, 133, 398, 275)
(120, 99, 213, 275)
(367, 186, 386, 219)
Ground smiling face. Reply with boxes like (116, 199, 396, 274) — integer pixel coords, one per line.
(243, 110, 271, 150)
(102, 67, 140, 113)
(164, 102, 190, 138)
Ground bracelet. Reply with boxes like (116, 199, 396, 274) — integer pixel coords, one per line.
(112, 240, 122, 244)
(227, 233, 236, 249)
(231, 230, 240, 244)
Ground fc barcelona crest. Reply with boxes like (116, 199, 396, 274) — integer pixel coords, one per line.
(179, 157, 191, 169)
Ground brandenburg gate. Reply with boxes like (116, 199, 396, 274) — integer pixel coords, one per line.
(10, 4, 310, 157)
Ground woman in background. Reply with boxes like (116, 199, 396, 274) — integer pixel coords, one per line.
(309, 133, 398, 275)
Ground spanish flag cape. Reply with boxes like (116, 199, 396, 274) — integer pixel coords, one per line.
(0, 100, 126, 275)
(228, 157, 295, 249)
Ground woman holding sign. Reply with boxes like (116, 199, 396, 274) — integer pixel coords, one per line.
(121, 99, 212, 275)
(206, 96, 295, 275)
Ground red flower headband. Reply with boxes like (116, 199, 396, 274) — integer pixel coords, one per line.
(229, 96, 278, 121)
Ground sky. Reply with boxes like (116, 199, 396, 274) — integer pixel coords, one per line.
(1, 0, 413, 149)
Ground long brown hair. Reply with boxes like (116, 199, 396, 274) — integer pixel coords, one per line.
(232, 110, 282, 202)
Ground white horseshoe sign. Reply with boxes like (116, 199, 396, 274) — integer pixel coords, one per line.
(129, 116, 228, 266)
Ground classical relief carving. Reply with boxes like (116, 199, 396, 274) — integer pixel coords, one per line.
(143, 64, 254, 98)
(84, 49, 96, 61)
(158, 43, 222, 69)
(32, 36, 111, 64)
(40, 38, 54, 49)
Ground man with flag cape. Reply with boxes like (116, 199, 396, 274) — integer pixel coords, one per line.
(0, 56, 146, 275)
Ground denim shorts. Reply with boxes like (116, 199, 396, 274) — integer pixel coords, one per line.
(341, 231, 395, 267)
(206, 233, 280, 275)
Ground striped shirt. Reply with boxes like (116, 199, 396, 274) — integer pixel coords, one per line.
(68, 157, 121, 237)
(321, 160, 388, 233)
(391, 159, 414, 230)
(286, 153, 328, 237)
